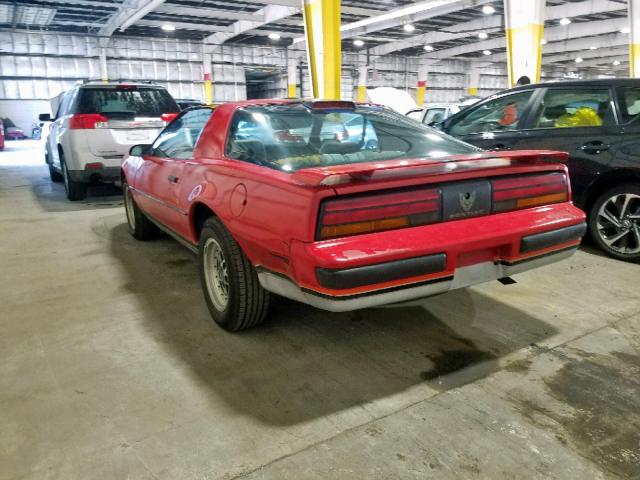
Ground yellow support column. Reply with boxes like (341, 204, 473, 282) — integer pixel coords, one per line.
(630, 0, 640, 77)
(99, 48, 108, 84)
(302, 0, 341, 99)
(503, 0, 545, 87)
(467, 66, 480, 96)
(357, 65, 367, 102)
(416, 65, 427, 107)
(287, 59, 297, 98)
(203, 53, 213, 105)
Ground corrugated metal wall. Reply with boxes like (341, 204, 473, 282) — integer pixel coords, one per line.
(0, 30, 512, 104)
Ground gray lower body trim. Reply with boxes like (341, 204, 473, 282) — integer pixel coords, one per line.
(257, 247, 578, 312)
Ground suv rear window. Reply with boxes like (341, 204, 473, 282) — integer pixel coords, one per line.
(75, 87, 179, 117)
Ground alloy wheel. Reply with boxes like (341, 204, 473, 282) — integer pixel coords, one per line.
(596, 193, 640, 255)
(124, 186, 136, 230)
(203, 237, 230, 311)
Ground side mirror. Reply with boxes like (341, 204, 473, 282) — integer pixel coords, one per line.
(129, 144, 151, 156)
(39, 113, 51, 122)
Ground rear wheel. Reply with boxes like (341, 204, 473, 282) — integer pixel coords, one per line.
(588, 184, 640, 262)
(61, 153, 86, 201)
(199, 217, 270, 331)
(123, 180, 158, 240)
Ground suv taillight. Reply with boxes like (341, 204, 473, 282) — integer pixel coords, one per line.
(491, 172, 568, 213)
(318, 187, 441, 240)
(69, 114, 108, 130)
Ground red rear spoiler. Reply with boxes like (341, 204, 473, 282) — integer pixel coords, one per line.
(291, 150, 569, 187)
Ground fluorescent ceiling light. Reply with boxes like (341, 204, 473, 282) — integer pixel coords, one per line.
(559, 18, 571, 26)
(353, 39, 364, 47)
(268, 32, 281, 40)
(483, 50, 492, 55)
(478, 32, 488, 39)
(620, 27, 630, 34)
(613, 60, 621, 66)
(161, 24, 175, 31)
(482, 5, 495, 15)
(403, 23, 415, 32)
(424, 44, 434, 51)
(589, 46, 597, 50)
(575, 57, 583, 63)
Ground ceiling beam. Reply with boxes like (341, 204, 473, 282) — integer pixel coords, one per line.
(370, 0, 625, 57)
(98, 0, 167, 37)
(155, 5, 266, 23)
(136, 19, 232, 33)
(544, 46, 628, 64)
(203, 3, 298, 45)
(577, 55, 627, 67)
(429, 17, 628, 59)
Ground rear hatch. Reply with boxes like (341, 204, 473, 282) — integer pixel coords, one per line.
(74, 85, 179, 157)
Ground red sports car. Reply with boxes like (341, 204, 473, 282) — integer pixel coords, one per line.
(121, 100, 586, 331)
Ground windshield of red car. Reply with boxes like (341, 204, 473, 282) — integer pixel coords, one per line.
(225, 104, 480, 172)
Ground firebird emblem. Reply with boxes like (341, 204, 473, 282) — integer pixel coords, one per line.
(459, 191, 476, 212)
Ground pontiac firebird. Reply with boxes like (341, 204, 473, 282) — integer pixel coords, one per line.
(121, 100, 586, 331)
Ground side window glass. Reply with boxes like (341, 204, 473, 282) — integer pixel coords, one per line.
(57, 92, 72, 118)
(616, 87, 640, 125)
(424, 108, 445, 124)
(449, 91, 532, 135)
(151, 108, 212, 159)
(533, 87, 614, 129)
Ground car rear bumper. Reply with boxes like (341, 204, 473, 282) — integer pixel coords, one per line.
(68, 166, 120, 183)
(258, 247, 578, 312)
(257, 203, 586, 311)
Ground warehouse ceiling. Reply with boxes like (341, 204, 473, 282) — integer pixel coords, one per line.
(0, 0, 631, 72)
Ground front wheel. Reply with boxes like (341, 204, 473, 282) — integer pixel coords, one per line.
(199, 217, 270, 331)
(588, 184, 640, 262)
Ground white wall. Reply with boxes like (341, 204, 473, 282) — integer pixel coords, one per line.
(0, 99, 50, 135)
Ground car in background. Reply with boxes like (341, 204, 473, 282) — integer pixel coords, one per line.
(1, 118, 27, 139)
(407, 104, 461, 125)
(0, 119, 4, 150)
(176, 99, 205, 110)
(40, 82, 180, 200)
(121, 100, 585, 331)
(440, 79, 640, 262)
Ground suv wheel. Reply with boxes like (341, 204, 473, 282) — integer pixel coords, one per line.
(589, 184, 640, 262)
(199, 217, 270, 331)
(61, 154, 87, 201)
(123, 180, 158, 240)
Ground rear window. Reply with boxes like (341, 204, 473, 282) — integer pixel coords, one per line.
(225, 103, 479, 172)
(75, 87, 179, 117)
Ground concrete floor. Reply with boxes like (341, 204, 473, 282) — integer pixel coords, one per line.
(1, 140, 640, 480)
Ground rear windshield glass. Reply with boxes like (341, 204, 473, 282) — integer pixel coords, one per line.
(76, 87, 179, 116)
(225, 103, 479, 172)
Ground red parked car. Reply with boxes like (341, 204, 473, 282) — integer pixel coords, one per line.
(121, 100, 586, 331)
(0, 119, 4, 150)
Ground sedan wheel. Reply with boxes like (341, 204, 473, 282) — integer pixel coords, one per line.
(590, 185, 640, 261)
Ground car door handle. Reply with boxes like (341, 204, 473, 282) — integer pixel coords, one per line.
(168, 175, 179, 183)
(578, 142, 610, 154)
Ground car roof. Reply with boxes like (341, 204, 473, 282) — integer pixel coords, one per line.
(507, 78, 640, 93)
(78, 81, 167, 89)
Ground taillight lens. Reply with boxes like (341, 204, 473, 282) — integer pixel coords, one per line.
(318, 187, 441, 240)
(161, 113, 179, 124)
(492, 173, 568, 213)
(69, 114, 108, 130)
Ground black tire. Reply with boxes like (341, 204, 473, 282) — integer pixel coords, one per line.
(588, 183, 640, 262)
(198, 217, 270, 331)
(123, 180, 158, 240)
(60, 153, 87, 201)
(48, 160, 63, 182)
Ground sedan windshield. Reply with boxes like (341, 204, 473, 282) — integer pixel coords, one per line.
(225, 103, 480, 172)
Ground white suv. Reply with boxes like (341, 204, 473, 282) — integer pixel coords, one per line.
(40, 82, 180, 200)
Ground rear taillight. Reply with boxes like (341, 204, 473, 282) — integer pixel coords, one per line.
(491, 173, 568, 213)
(161, 113, 179, 124)
(318, 187, 441, 240)
(69, 114, 108, 130)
